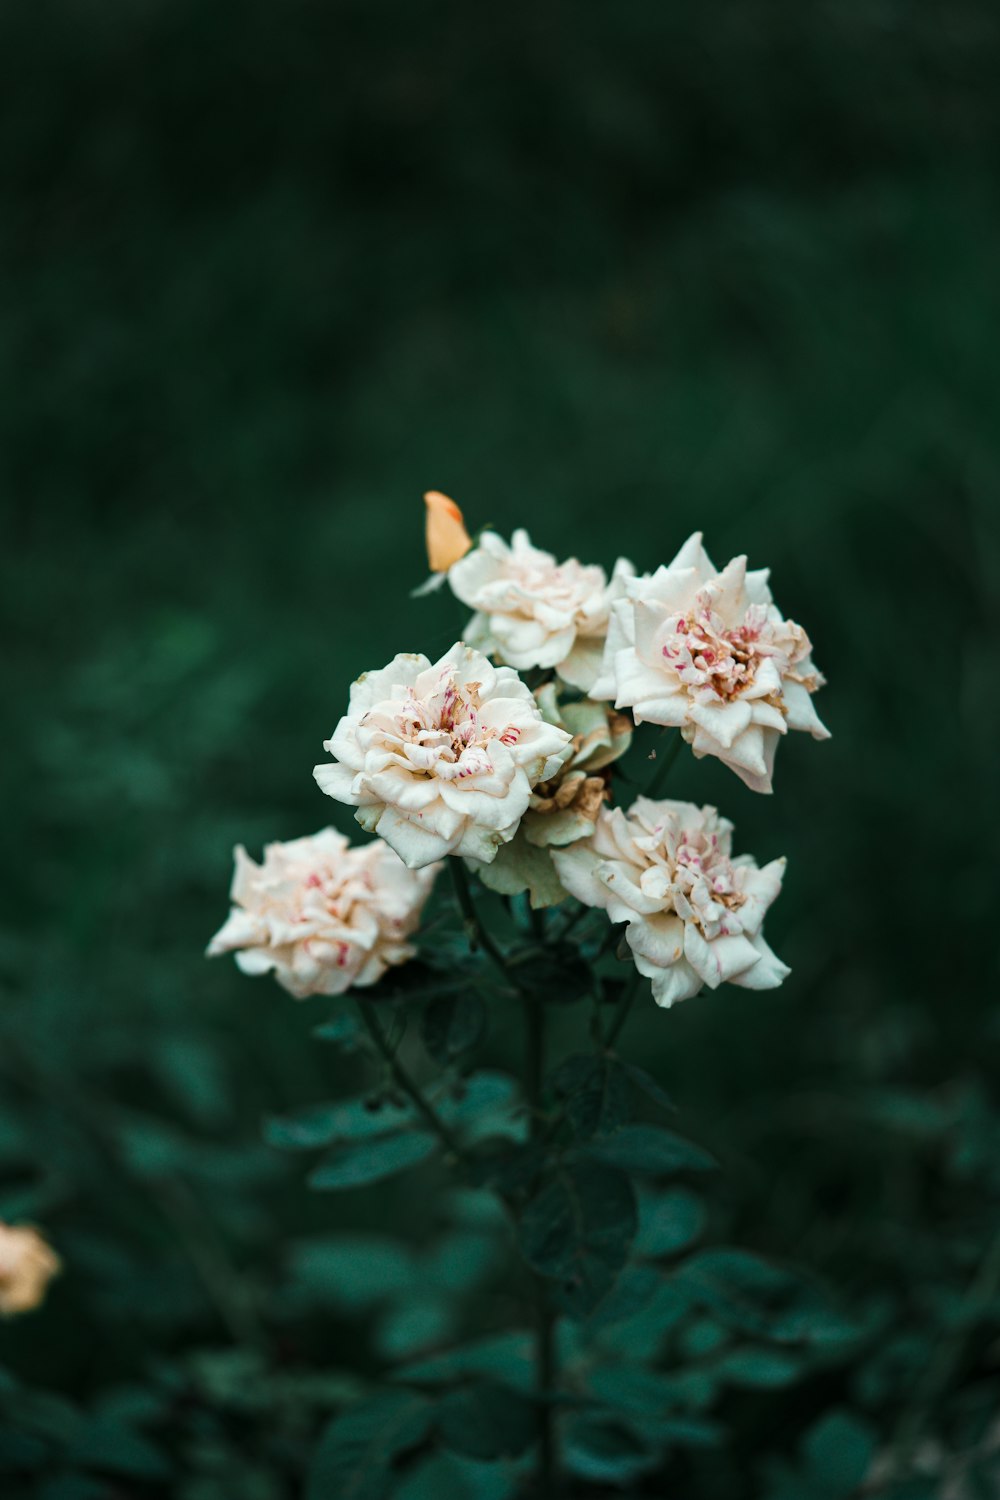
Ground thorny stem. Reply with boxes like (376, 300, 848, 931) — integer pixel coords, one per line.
(449, 859, 527, 992)
(355, 996, 466, 1163)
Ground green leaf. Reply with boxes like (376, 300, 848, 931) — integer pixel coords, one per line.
(671, 1250, 849, 1343)
(309, 1131, 437, 1190)
(438, 1072, 522, 1143)
(634, 1187, 705, 1257)
(549, 1054, 630, 1139)
(375, 1297, 454, 1360)
(264, 1096, 413, 1151)
(307, 1392, 432, 1500)
(436, 1380, 537, 1461)
(563, 1414, 657, 1484)
(621, 1062, 674, 1114)
(394, 1451, 518, 1500)
(508, 947, 591, 1004)
(395, 1332, 534, 1392)
(286, 1235, 414, 1310)
(312, 1013, 364, 1051)
(519, 1162, 637, 1318)
(801, 1411, 877, 1493)
(716, 1346, 801, 1389)
(587, 1125, 716, 1175)
(422, 992, 487, 1063)
(68, 1417, 170, 1480)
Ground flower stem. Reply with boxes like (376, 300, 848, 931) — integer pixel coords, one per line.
(643, 728, 684, 801)
(355, 996, 465, 1162)
(449, 858, 527, 993)
(603, 967, 644, 1051)
(523, 992, 558, 1496)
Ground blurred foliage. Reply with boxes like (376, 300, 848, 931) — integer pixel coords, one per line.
(2, 0, 1000, 1494)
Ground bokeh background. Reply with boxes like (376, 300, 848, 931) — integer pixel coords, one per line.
(3, 1, 1000, 1494)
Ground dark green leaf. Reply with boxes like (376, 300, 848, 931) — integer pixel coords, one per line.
(438, 1072, 522, 1143)
(519, 1162, 637, 1317)
(717, 1347, 801, 1389)
(563, 1414, 657, 1484)
(307, 1392, 432, 1500)
(308, 1131, 437, 1190)
(672, 1250, 850, 1343)
(312, 1013, 363, 1051)
(396, 1332, 534, 1392)
(264, 1095, 413, 1151)
(286, 1235, 414, 1309)
(801, 1411, 877, 1493)
(421, 991, 487, 1063)
(549, 1054, 630, 1139)
(436, 1380, 537, 1460)
(621, 1062, 675, 1114)
(394, 1451, 518, 1500)
(68, 1418, 170, 1480)
(509, 946, 591, 1004)
(587, 1125, 715, 1175)
(634, 1187, 705, 1257)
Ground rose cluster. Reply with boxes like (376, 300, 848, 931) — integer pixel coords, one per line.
(210, 497, 828, 1011)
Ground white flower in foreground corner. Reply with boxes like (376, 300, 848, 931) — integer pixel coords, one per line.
(0, 1221, 61, 1316)
(314, 644, 573, 868)
(448, 529, 635, 692)
(592, 533, 829, 792)
(552, 797, 789, 1007)
(207, 829, 438, 999)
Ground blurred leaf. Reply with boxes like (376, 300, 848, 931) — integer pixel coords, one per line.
(394, 1450, 518, 1500)
(634, 1186, 705, 1258)
(286, 1235, 415, 1310)
(620, 1062, 674, 1115)
(716, 1347, 802, 1389)
(395, 1333, 534, 1392)
(308, 1392, 432, 1500)
(436, 1381, 537, 1461)
(563, 1414, 657, 1484)
(308, 1131, 438, 1190)
(375, 1296, 454, 1360)
(421, 992, 487, 1063)
(312, 1013, 364, 1051)
(68, 1416, 170, 1480)
(519, 1162, 637, 1317)
(264, 1096, 413, 1151)
(587, 1125, 715, 1175)
(549, 1054, 630, 1139)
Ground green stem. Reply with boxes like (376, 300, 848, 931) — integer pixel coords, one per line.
(449, 859, 524, 991)
(604, 967, 644, 1052)
(355, 996, 465, 1162)
(643, 728, 684, 801)
(523, 994, 557, 1496)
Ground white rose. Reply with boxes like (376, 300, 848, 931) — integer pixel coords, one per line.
(552, 796, 790, 1008)
(0, 1222, 61, 1316)
(207, 829, 437, 999)
(592, 533, 829, 792)
(448, 530, 634, 692)
(313, 644, 573, 868)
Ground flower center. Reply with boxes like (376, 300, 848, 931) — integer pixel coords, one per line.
(674, 828, 745, 920)
(392, 674, 520, 778)
(662, 603, 770, 701)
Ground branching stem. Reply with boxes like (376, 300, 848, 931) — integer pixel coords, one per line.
(355, 996, 465, 1162)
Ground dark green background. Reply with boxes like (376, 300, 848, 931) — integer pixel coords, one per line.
(3, 0, 999, 1491)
